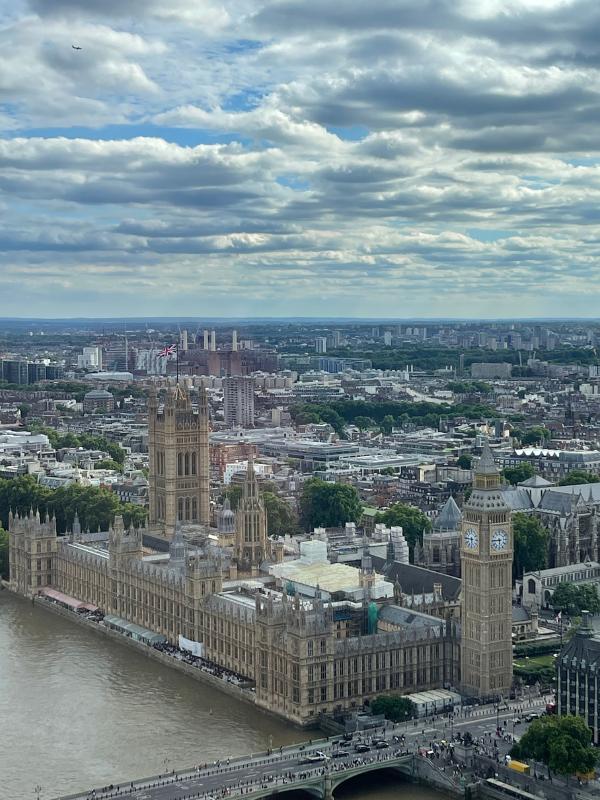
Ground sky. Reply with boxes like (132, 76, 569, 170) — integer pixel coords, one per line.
(1, 0, 600, 318)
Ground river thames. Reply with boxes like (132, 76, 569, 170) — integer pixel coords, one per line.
(0, 591, 447, 800)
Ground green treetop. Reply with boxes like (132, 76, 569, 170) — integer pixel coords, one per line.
(511, 715, 597, 777)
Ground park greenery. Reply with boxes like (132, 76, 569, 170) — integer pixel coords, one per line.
(502, 462, 535, 485)
(513, 513, 550, 580)
(513, 655, 556, 687)
(446, 381, 491, 394)
(290, 398, 498, 438)
(0, 475, 147, 534)
(27, 424, 126, 466)
(511, 715, 597, 777)
(558, 471, 600, 486)
(375, 503, 431, 553)
(299, 478, 363, 531)
(457, 453, 473, 469)
(371, 695, 416, 722)
(511, 426, 551, 446)
(551, 583, 600, 615)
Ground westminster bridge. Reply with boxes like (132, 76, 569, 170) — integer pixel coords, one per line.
(52, 733, 461, 800)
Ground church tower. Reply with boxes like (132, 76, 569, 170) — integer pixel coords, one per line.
(234, 458, 268, 575)
(148, 384, 210, 539)
(460, 442, 513, 698)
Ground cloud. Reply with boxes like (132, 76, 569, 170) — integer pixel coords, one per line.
(2, 0, 600, 315)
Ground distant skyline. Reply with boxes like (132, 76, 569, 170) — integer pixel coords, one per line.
(2, 1, 600, 317)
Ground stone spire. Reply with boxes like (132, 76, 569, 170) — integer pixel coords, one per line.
(476, 440, 499, 476)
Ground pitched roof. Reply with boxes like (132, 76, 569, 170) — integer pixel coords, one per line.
(433, 496, 462, 531)
(476, 441, 499, 476)
(372, 557, 461, 601)
(519, 475, 553, 487)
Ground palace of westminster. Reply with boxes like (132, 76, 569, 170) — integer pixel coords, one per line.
(7, 385, 514, 725)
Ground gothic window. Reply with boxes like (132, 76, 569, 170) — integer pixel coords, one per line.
(36, 542, 41, 553)
(307, 640, 314, 656)
(192, 498, 197, 521)
(528, 578, 536, 594)
(177, 453, 183, 476)
(191, 452, 197, 475)
(185, 452, 190, 475)
(185, 497, 190, 520)
(178, 497, 184, 521)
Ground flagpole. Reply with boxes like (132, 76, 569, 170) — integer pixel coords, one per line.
(176, 343, 179, 384)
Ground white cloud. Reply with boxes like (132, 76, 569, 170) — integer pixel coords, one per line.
(1, 0, 600, 315)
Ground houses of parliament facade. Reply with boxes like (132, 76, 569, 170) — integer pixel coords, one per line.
(7, 386, 512, 724)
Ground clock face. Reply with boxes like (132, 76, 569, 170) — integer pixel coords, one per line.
(492, 530, 509, 551)
(464, 528, 479, 549)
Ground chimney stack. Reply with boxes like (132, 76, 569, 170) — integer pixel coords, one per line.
(232, 329, 238, 352)
(203, 330, 209, 350)
(210, 330, 216, 351)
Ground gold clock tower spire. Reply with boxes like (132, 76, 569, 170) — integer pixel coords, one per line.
(460, 441, 513, 698)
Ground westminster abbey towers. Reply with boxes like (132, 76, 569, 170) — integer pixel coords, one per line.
(148, 385, 210, 538)
(460, 442, 513, 698)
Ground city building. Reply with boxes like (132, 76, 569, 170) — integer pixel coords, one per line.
(557, 611, 600, 744)
(414, 496, 462, 577)
(521, 562, 600, 611)
(460, 443, 513, 698)
(83, 389, 115, 414)
(315, 337, 327, 354)
(470, 362, 512, 379)
(147, 384, 210, 538)
(223, 376, 255, 428)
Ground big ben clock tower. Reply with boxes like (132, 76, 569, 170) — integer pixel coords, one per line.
(460, 441, 513, 698)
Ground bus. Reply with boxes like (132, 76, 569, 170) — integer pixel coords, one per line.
(485, 778, 542, 800)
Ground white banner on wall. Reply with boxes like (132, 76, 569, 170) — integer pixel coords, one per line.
(179, 634, 205, 658)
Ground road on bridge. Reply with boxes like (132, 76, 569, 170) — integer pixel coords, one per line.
(54, 696, 550, 800)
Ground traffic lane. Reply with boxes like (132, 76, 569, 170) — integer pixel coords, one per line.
(106, 743, 409, 800)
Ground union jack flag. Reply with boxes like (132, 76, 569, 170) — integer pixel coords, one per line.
(159, 343, 177, 357)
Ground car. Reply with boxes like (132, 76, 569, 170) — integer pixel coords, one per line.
(301, 751, 330, 764)
(331, 750, 350, 759)
(375, 741, 390, 749)
(342, 733, 354, 741)
(354, 743, 370, 753)
(526, 713, 539, 722)
(513, 717, 522, 724)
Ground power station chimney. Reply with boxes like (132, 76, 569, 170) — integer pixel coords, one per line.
(203, 330, 209, 350)
(210, 330, 216, 351)
(181, 329, 188, 351)
(232, 329, 238, 352)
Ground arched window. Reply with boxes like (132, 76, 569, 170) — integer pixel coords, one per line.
(178, 497, 184, 521)
(185, 497, 190, 520)
(185, 452, 190, 476)
(191, 452, 197, 475)
(191, 497, 197, 521)
(177, 453, 183, 476)
(527, 578, 536, 595)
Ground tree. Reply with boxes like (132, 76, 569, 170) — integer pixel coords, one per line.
(371, 695, 416, 722)
(0, 475, 146, 533)
(457, 454, 472, 469)
(224, 484, 243, 510)
(380, 415, 395, 434)
(375, 503, 431, 552)
(520, 427, 551, 446)
(511, 715, 597, 777)
(559, 471, 600, 486)
(354, 416, 375, 430)
(551, 583, 600, 616)
(513, 513, 550, 580)
(0, 527, 8, 579)
(17, 403, 31, 420)
(262, 491, 300, 538)
(299, 479, 363, 531)
(502, 462, 535, 485)
(94, 459, 123, 472)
